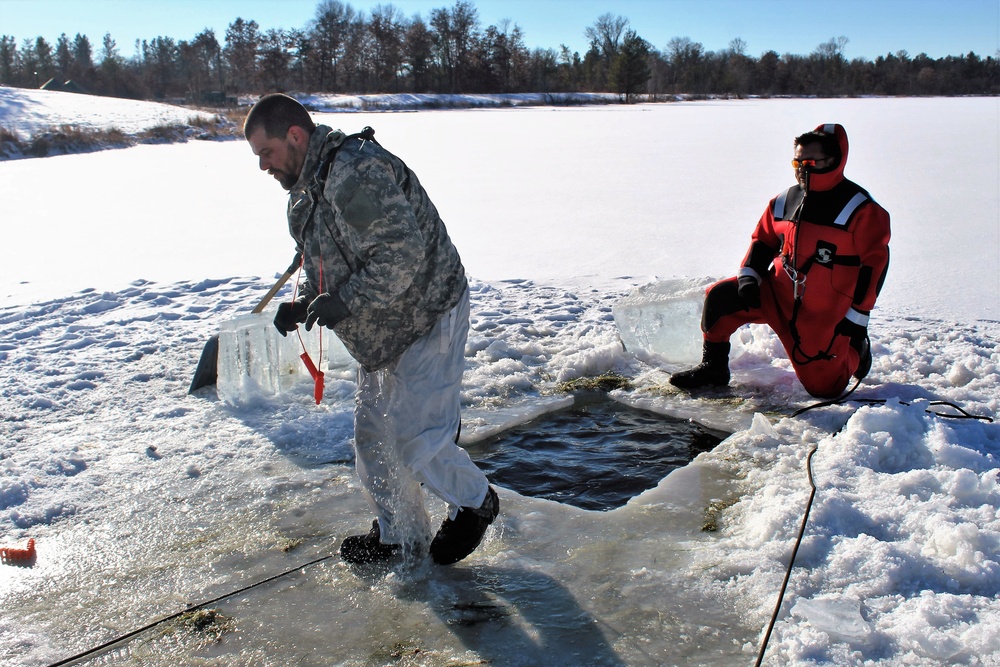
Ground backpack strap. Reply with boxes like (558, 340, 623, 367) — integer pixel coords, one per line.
(310, 126, 379, 198)
(302, 127, 381, 278)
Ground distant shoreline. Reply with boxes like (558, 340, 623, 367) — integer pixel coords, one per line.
(2, 88, 996, 161)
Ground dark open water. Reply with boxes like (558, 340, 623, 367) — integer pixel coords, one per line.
(466, 394, 729, 511)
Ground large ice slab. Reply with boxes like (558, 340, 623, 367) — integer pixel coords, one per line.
(216, 312, 354, 405)
(612, 278, 715, 365)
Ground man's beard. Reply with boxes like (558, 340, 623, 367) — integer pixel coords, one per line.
(275, 142, 305, 190)
(277, 170, 297, 190)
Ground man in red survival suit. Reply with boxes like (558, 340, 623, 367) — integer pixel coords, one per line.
(670, 123, 891, 398)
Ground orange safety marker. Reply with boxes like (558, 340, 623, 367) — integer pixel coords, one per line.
(290, 251, 327, 407)
(1, 538, 36, 563)
(300, 352, 325, 405)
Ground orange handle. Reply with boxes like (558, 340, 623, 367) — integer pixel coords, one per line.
(300, 352, 325, 405)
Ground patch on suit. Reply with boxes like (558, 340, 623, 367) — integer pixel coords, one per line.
(337, 181, 381, 230)
(815, 241, 837, 265)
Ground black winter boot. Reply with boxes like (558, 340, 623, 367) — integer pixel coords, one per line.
(430, 486, 499, 565)
(340, 520, 401, 564)
(669, 341, 731, 390)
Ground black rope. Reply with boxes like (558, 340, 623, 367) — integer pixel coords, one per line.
(793, 388, 993, 423)
(754, 444, 819, 667)
(790, 377, 862, 417)
(46, 552, 336, 667)
(870, 399, 993, 422)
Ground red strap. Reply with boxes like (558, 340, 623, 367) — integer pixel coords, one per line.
(292, 252, 324, 404)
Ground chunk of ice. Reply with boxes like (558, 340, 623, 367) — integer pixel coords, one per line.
(791, 596, 873, 645)
(612, 278, 715, 365)
(217, 312, 353, 405)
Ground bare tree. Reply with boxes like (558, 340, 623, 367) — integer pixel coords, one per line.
(585, 13, 629, 61)
(259, 28, 292, 91)
(338, 10, 368, 91)
(369, 4, 405, 91)
(450, 0, 479, 90)
(666, 36, 704, 93)
(429, 7, 453, 91)
(430, 1, 480, 92)
(311, 0, 354, 91)
(403, 14, 434, 91)
(2, 6, 996, 101)
(815, 36, 850, 60)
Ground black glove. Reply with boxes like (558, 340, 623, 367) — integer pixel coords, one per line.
(305, 292, 351, 331)
(835, 317, 868, 348)
(737, 275, 761, 310)
(273, 297, 309, 336)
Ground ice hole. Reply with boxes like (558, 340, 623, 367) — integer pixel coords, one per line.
(466, 394, 729, 511)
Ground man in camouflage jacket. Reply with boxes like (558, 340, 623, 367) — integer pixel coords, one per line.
(244, 93, 498, 566)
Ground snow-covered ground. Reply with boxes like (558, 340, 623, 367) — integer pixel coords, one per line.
(0, 85, 219, 141)
(0, 87, 998, 666)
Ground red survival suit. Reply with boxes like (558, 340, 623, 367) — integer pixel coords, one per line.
(701, 123, 891, 398)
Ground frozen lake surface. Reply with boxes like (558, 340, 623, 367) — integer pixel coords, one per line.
(1, 91, 998, 666)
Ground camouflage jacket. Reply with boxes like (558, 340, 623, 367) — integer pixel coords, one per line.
(286, 125, 467, 371)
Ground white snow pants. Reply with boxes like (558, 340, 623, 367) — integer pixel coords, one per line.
(353, 288, 489, 545)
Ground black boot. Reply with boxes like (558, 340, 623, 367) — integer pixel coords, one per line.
(669, 341, 731, 389)
(340, 520, 401, 564)
(430, 486, 499, 565)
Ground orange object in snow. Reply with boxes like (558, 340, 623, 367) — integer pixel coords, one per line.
(1, 538, 35, 563)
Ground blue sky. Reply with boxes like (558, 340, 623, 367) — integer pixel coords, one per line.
(2, 0, 997, 60)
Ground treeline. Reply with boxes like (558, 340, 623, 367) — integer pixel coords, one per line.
(1, 0, 997, 104)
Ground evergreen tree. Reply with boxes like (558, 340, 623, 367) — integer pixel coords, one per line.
(610, 29, 650, 102)
(0, 35, 17, 85)
(55, 34, 71, 77)
(71, 33, 93, 81)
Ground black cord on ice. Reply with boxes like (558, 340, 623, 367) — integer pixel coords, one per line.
(754, 444, 819, 667)
(868, 399, 994, 423)
(792, 386, 993, 424)
(790, 377, 862, 417)
(46, 552, 336, 667)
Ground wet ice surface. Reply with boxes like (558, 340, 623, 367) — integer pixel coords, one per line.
(0, 276, 757, 667)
